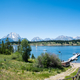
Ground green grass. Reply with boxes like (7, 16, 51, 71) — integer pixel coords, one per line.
(65, 68, 79, 80)
(0, 54, 70, 80)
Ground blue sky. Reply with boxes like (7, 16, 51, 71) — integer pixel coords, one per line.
(0, 0, 80, 40)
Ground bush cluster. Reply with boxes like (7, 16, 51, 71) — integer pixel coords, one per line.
(21, 64, 43, 72)
(34, 53, 62, 68)
(11, 52, 23, 61)
(5, 49, 11, 55)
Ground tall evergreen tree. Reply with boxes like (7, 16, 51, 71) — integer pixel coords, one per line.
(21, 39, 31, 62)
(0, 47, 1, 53)
(31, 54, 35, 59)
(1, 41, 5, 54)
(5, 37, 10, 49)
(9, 44, 13, 53)
(18, 39, 21, 46)
(17, 39, 21, 52)
(5, 37, 13, 54)
(0, 39, 1, 53)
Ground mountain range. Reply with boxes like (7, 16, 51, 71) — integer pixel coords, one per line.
(31, 35, 80, 41)
(0, 32, 80, 43)
(1, 32, 28, 43)
(55, 35, 73, 40)
(31, 37, 43, 41)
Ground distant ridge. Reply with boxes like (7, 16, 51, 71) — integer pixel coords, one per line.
(44, 38, 51, 41)
(55, 35, 73, 40)
(1, 32, 28, 43)
(31, 35, 80, 41)
(1, 32, 80, 42)
(31, 37, 43, 41)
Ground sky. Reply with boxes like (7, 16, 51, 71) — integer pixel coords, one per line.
(0, 0, 80, 40)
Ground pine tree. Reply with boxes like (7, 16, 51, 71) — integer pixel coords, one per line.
(9, 45, 13, 53)
(5, 37, 13, 54)
(18, 39, 21, 46)
(21, 39, 31, 62)
(0, 47, 1, 54)
(0, 39, 1, 53)
(17, 39, 21, 52)
(1, 41, 5, 54)
(31, 54, 35, 59)
(5, 37, 10, 49)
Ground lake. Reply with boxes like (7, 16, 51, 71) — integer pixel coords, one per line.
(13, 45, 80, 63)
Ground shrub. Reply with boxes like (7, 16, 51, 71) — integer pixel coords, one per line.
(21, 64, 43, 72)
(22, 70, 24, 74)
(31, 67, 43, 72)
(11, 53, 18, 59)
(28, 59, 35, 63)
(34, 53, 62, 68)
(5, 49, 11, 55)
(21, 66, 26, 70)
(11, 52, 23, 61)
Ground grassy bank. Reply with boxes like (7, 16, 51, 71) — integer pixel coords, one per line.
(0, 54, 70, 80)
(11, 40, 80, 46)
(29, 42, 80, 46)
(65, 68, 79, 80)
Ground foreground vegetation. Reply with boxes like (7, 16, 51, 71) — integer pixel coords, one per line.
(0, 54, 71, 80)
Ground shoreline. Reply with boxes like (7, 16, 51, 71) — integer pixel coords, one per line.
(30, 44, 80, 46)
(70, 62, 80, 68)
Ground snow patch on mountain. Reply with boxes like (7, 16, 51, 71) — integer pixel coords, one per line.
(2, 32, 22, 42)
(31, 37, 43, 41)
(73, 36, 80, 40)
(55, 35, 73, 40)
(44, 38, 51, 41)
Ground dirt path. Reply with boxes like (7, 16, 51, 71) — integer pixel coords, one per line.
(44, 63, 80, 80)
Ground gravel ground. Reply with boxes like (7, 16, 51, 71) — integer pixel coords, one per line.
(44, 63, 80, 80)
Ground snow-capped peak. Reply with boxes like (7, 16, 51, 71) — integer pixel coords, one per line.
(31, 37, 43, 41)
(8, 32, 20, 38)
(73, 36, 80, 39)
(3, 32, 22, 41)
(55, 35, 73, 40)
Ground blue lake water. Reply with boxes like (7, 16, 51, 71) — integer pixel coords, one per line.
(13, 45, 80, 63)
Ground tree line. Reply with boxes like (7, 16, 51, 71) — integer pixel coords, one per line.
(9, 39, 80, 46)
(0, 37, 13, 55)
(29, 40, 80, 46)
